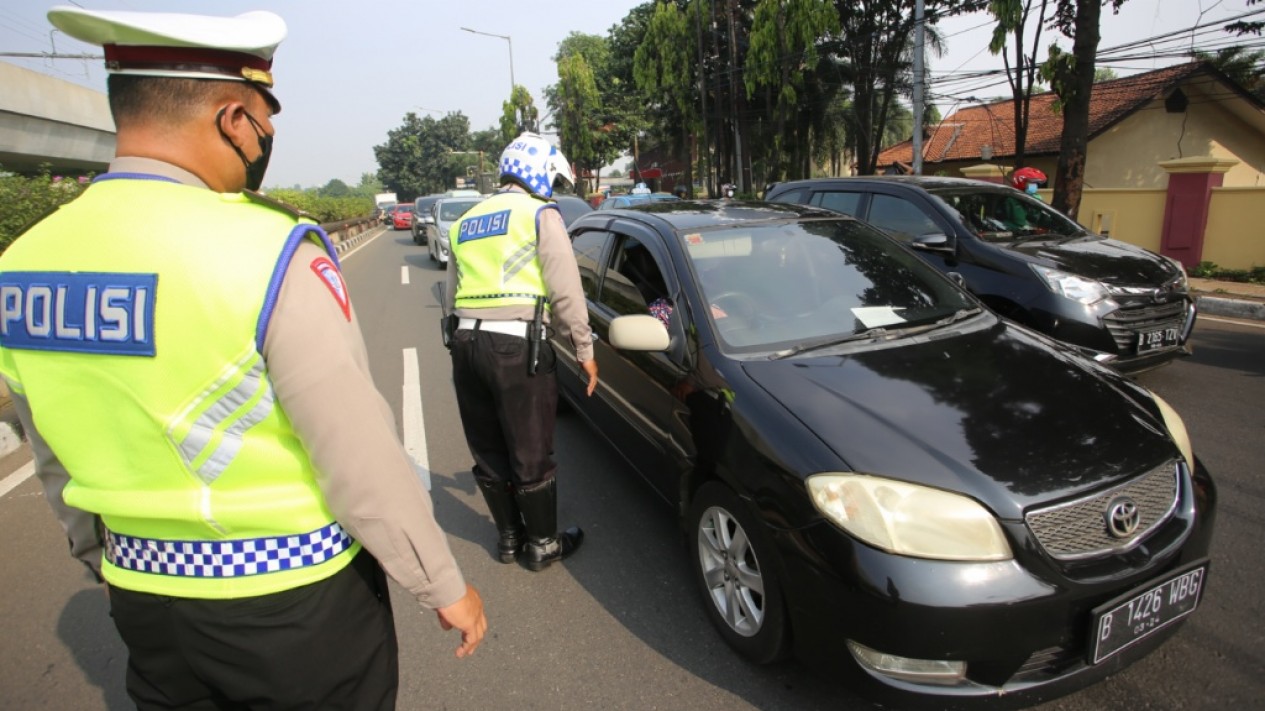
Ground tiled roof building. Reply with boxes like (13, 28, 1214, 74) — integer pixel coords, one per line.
(875, 62, 1265, 189)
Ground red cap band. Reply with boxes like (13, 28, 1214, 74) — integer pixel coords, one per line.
(104, 44, 272, 83)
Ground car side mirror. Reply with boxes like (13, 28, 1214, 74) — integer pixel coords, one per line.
(609, 314, 670, 352)
(912, 233, 954, 253)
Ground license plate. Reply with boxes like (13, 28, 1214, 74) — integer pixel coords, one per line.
(1136, 326, 1180, 353)
(1088, 560, 1208, 664)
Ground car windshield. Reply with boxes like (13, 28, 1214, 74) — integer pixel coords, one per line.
(439, 200, 481, 221)
(397, 205, 414, 213)
(683, 219, 978, 353)
(928, 187, 1086, 241)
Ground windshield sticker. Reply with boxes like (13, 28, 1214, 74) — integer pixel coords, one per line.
(685, 234, 751, 258)
(851, 306, 907, 329)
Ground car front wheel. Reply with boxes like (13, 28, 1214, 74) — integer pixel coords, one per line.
(688, 481, 789, 664)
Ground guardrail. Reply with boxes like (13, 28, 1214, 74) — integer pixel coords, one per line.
(321, 215, 379, 248)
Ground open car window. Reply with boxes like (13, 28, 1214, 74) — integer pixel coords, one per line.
(930, 188, 1085, 240)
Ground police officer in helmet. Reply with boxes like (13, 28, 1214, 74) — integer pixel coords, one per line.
(445, 132, 598, 572)
(0, 7, 485, 708)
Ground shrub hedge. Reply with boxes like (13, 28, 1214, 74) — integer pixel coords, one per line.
(1, 170, 374, 254)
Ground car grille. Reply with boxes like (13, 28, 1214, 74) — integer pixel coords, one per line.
(1025, 462, 1179, 560)
(1103, 301, 1187, 353)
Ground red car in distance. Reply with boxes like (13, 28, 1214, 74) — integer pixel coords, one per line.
(390, 204, 415, 230)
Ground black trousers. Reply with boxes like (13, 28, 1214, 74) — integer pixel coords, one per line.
(450, 327, 558, 488)
(108, 550, 398, 711)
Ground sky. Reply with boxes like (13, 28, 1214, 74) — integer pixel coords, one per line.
(1, 0, 1256, 189)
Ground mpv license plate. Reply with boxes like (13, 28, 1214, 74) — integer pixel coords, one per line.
(1088, 560, 1208, 664)
(1136, 327, 1180, 353)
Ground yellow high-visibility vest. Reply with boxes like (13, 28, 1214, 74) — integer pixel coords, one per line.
(451, 191, 553, 310)
(0, 175, 359, 598)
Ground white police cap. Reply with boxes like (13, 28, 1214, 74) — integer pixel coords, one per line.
(47, 6, 287, 112)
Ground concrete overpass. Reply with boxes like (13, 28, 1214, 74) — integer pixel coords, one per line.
(0, 61, 114, 176)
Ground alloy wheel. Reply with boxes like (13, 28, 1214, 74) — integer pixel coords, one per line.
(697, 505, 765, 637)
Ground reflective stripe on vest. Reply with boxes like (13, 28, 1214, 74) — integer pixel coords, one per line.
(172, 350, 274, 485)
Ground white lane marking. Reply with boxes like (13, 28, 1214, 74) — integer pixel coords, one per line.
(401, 265, 410, 285)
(0, 460, 35, 499)
(402, 348, 432, 491)
(1199, 315, 1265, 330)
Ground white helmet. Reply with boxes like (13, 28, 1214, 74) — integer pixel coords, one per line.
(499, 132, 574, 198)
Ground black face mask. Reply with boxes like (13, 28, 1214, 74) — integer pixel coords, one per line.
(217, 108, 273, 191)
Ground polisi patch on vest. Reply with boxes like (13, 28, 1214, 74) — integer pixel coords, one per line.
(0, 271, 157, 356)
(457, 209, 511, 244)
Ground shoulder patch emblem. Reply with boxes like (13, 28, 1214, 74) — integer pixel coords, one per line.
(310, 257, 351, 321)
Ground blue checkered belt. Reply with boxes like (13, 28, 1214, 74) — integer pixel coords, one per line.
(104, 522, 354, 578)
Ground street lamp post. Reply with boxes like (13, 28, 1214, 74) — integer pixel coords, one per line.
(459, 26, 515, 99)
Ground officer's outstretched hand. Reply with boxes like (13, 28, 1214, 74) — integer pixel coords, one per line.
(582, 358, 599, 397)
(437, 583, 487, 658)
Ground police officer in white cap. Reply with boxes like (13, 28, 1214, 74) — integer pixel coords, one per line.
(0, 7, 485, 708)
(444, 133, 597, 571)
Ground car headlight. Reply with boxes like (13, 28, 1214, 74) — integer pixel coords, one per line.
(1151, 393, 1194, 467)
(1031, 265, 1109, 305)
(806, 474, 1012, 561)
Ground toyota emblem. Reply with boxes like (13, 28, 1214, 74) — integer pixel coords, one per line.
(1105, 497, 1141, 538)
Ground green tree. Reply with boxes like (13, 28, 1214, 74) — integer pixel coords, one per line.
(827, 0, 972, 175)
(813, 93, 852, 176)
(1093, 67, 1118, 82)
(1225, 0, 1262, 36)
(374, 111, 474, 198)
(319, 178, 350, 197)
(354, 172, 383, 197)
(634, 1, 699, 192)
(745, 0, 838, 183)
(547, 31, 632, 195)
(1193, 46, 1265, 101)
(599, 5, 655, 186)
(1042, 0, 1127, 216)
(556, 51, 602, 197)
(500, 86, 540, 143)
(988, 0, 1055, 170)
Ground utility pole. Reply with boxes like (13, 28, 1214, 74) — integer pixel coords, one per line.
(912, 0, 926, 175)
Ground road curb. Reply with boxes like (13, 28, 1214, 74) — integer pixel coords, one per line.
(1196, 295, 1265, 322)
(334, 225, 384, 255)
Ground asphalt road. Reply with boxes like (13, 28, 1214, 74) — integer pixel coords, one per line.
(0, 226, 1261, 711)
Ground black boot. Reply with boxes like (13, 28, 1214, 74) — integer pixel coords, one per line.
(515, 478, 584, 572)
(475, 478, 525, 563)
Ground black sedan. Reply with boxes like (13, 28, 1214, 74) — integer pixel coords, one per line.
(765, 177, 1196, 374)
(551, 201, 1215, 709)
